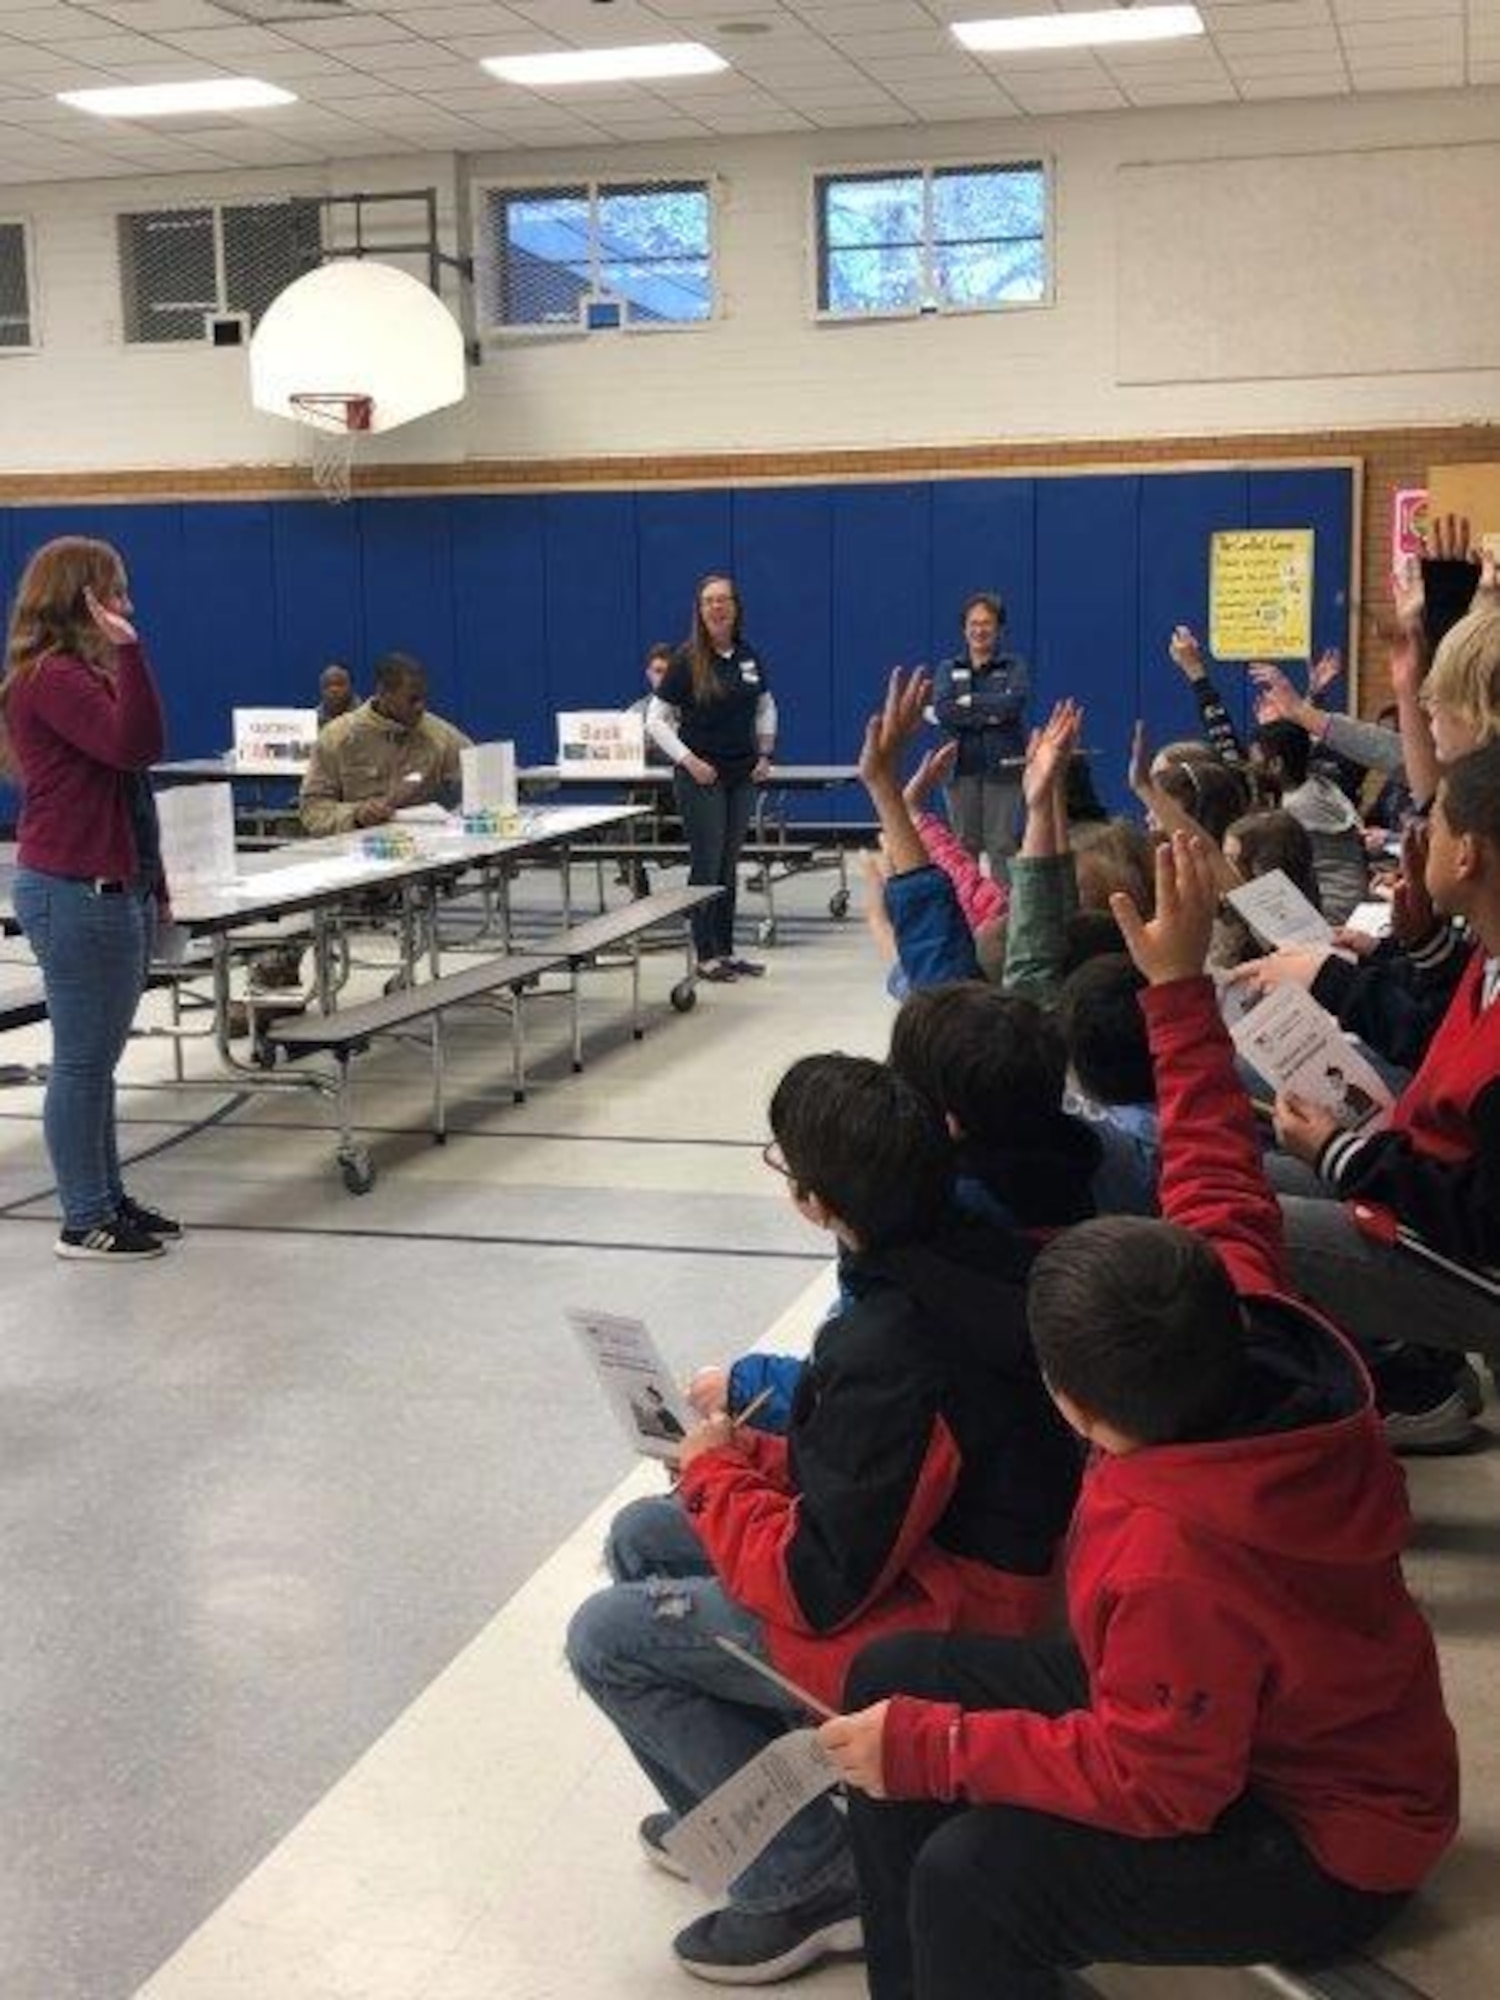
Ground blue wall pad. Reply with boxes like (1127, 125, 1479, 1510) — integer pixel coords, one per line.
(0, 467, 1353, 816)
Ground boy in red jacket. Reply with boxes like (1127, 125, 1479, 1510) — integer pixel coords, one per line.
(819, 833, 1458, 2000)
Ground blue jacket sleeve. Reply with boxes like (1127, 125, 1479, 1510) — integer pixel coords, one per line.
(726, 1353, 805, 1434)
(885, 865, 982, 989)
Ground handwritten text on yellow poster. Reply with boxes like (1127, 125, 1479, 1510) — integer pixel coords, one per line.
(1209, 529, 1314, 661)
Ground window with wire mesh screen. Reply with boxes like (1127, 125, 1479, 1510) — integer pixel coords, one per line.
(814, 162, 1048, 319)
(117, 197, 323, 344)
(481, 180, 713, 332)
(0, 220, 35, 350)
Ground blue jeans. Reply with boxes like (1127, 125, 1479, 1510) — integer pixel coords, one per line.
(12, 868, 153, 1231)
(565, 1493, 853, 1912)
(672, 770, 755, 962)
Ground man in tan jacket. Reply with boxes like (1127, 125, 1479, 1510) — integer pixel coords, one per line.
(301, 652, 469, 836)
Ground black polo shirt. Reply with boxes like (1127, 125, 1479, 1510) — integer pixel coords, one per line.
(658, 642, 769, 780)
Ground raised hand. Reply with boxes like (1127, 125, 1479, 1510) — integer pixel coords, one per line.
(1109, 829, 1218, 986)
(902, 739, 957, 814)
(1248, 661, 1308, 726)
(1387, 628, 1425, 702)
(1022, 698, 1082, 811)
(1390, 553, 1425, 637)
(1307, 648, 1342, 700)
(1168, 625, 1205, 681)
(1127, 717, 1153, 798)
(1422, 512, 1472, 564)
(84, 585, 138, 649)
(858, 667, 932, 799)
(1390, 821, 1436, 947)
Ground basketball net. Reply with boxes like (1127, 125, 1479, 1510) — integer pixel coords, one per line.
(288, 392, 373, 505)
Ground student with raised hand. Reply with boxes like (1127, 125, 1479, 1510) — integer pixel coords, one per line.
(1165, 623, 1248, 765)
(2, 537, 176, 1260)
(566, 1050, 1080, 1986)
(647, 573, 777, 983)
(818, 831, 1458, 2000)
(1238, 740, 1500, 1451)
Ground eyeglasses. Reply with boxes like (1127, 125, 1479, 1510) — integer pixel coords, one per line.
(760, 1139, 789, 1177)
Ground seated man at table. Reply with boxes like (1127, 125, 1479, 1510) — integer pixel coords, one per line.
(301, 652, 470, 836)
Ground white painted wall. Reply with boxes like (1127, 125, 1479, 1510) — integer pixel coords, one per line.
(2, 85, 1499, 476)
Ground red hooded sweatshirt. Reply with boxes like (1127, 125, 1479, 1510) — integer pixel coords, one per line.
(882, 977, 1459, 1896)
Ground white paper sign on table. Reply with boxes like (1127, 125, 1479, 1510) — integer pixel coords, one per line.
(461, 740, 518, 815)
(157, 783, 237, 899)
(662, 1731, 839, 1897)
(232, 707, 317, 772)
(556, 710, 646, 777)
(567, 1308, 693, 1463)
(1226, 869, 1334, 949)
(1230, 984, 1393, 1131)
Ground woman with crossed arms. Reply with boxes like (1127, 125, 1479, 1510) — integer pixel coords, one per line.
(648, 574, 778, 983)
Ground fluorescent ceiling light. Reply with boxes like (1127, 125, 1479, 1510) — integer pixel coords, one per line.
(953, 6, 1204, 53)
(58, 78, 296, 116)
(481, 42, 728, 86)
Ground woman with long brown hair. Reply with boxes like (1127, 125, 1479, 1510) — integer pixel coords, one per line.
(647, 574, 778, 982)
(3, 536, 174, 1259)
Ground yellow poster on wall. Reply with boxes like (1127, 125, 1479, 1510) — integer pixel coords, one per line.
(1209, 529, 1314, 661)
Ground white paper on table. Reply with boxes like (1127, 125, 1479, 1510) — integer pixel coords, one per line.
(1226, 869, 1334, 949)
(1344, 900, 1394, 940)
(157, 783, 237, 897)
(662, 1731, 839, 1897)
(393, 803, 453, 825)
(461, 740, 518, 815)
(1230, 984, 1393, 1131)
(232, 707, 317, 772)
(566, 1308, 693, 1463)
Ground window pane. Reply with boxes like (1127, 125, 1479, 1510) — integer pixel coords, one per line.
(930, 165, 1044, 246)
(0, 222, 29, 346)
(824, 244, 923, 316)
(599, 258, 711, 324)
(933, 237, 1046, 307)
(118, 209, 215, 342)
(597, 185, 710, 323)
(497, 188, 591, 326)
(820, 173, 923, 253)
(223, 199, 322, 326)
(596, 184, 708, 261)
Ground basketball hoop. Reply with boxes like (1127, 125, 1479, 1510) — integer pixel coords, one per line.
(288, 391, 373, 504)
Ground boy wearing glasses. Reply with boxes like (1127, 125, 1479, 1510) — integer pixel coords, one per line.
(566, 1054, 1080, 1985)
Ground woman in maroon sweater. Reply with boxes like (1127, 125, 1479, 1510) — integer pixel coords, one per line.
(2, 537, 176, 1259)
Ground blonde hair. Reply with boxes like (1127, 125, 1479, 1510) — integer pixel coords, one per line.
(1420, 606, 1500, 747)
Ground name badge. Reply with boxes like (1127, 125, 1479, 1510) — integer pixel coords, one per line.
(740, 662, 761, 686)
(952, 667, 971, 683)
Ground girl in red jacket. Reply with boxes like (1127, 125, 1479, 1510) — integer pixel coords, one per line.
(820, 835, 1457, 2000)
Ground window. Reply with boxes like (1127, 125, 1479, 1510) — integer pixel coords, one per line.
(814, 162, 1047, 319)
(117, 198, 322, 344)
(483, 179, 713, 331)
(0, 220, 35, 350)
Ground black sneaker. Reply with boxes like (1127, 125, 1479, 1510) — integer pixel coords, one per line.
(118, 1196, 183, 1240)
(638, 1811, 691, 1881)
(673, 1885, 862, 1985)
(55, 1221, 165, 1263)
(1382, 1391, 1478, 1456)
(727, 958, 767, 978)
